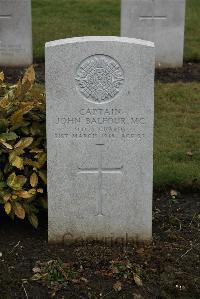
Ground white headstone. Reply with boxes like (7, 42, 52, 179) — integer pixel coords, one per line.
(121, 0, 186, 68)
(46, 36, 155, 243)
(0, 0, 32, 66)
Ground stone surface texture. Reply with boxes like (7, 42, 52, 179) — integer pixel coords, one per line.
(121, 0, 185, 68)
(46, 36, 155, 243)
(0, 0, 32, 66)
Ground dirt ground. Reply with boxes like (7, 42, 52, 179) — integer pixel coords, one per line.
(0, 192, 199, 299)
(1, 62, 200, 84)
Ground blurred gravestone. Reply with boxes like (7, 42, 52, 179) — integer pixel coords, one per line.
(0, 0, 32, 66)
(46, 36, 155, 243)
(121, 0, 186, 67)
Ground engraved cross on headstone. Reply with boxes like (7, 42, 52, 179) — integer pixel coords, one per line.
(139, 0, 167, 21)
(0, 15, 12, 20)
(78, 144, 123, 216)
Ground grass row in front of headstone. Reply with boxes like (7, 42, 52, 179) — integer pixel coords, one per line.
(31, 81, 199, 191)
(32, 0, 200, 62)
(154, 81, 200, 190)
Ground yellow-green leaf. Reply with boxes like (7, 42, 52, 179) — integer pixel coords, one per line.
(16, 190, 34, 199)
(7, 172, 17, 188)
(15, 137, 33, 149)
(14, 202, 25, 219)
(0, 119, 8, 133)
(0, 139, 13, 150)
(10, 105, 34, 126)
(23, 158, 40, 168)
(3, 194, 11, 202)
(0, 71, 4, 82)
(30, 172, 38, 188)
(10, 156, 24, 170)
(0, 95, 10, 109)
(7, 173, 27, 191)
(13, 79, 22, 98)
(39, 198, 48, 209)
(28, 213, 38, 228)
(16, 175, 27, 186)
(37, 188, 43, 194)
(38, 171, 47, 184)
(9, 149, 24, 163)
(0, 132, 18, 141)
(4, 202, 12, 215)
(35, 152, 47, 169)
(22, 65, 35, 85)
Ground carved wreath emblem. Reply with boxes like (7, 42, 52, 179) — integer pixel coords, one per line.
(75, 55, 124, 103)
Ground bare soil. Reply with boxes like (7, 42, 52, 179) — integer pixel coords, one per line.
(0, 192, 199, 299)
(1, 62, 200, 84)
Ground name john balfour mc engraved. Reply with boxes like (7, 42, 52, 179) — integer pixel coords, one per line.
(55, 117, 145, 125)
(55, 117, 126, 125)
(55, 111, 145, 127)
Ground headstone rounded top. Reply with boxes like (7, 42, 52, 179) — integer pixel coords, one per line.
(45, 36, 155, 48)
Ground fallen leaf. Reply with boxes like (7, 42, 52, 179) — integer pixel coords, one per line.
(32, 267, 41, 273)
(31, 273, 42, 281)
(187, 151, 193, 157)
(80, 277, 88, 283)
(133, 293, 144, 299)
(134, 274, 143, 287)
(136, 248, 145, 256)
(113, 281, 122, 292)
(170, 189, 178, 197)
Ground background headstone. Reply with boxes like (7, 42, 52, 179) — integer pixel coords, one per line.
(46, 36, 155, 243)
(121, 0, 186, 68)
(0, 0, 32, 66)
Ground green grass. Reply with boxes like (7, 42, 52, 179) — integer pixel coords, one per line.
(154, 82, 200, 190)
(32, 0, 120, 61)
(185, 0, 200, 61)
(32, 0, 200, 62)
(34, 81, 200, 191)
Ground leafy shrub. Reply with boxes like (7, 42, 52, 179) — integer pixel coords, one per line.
(0, 66, 47, 227)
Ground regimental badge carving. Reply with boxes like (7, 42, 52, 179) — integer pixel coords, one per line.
(76, 55, 124, 103)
